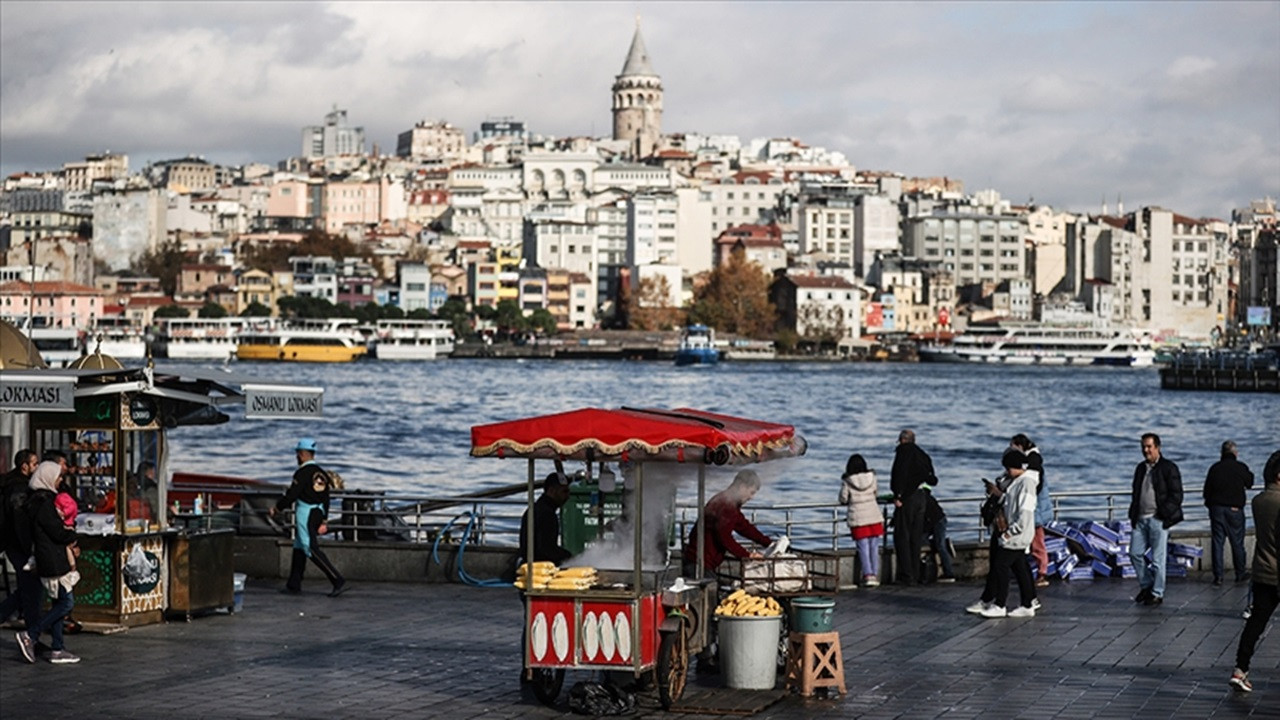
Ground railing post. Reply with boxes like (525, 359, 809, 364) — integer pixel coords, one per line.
(475, 502, 485, 545)
(784, 509, 793, 540)
(831, 509, 840, 552)
(1106, 495, 1114, 523)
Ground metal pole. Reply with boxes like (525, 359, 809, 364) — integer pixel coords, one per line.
(633, 462, 644, 676)
(696, 464, 706, 580)
(524, 458, 534, 674)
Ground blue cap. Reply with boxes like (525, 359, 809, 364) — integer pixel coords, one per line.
(296, 438, 318, 452)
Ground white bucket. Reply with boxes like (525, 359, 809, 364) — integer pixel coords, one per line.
(718, 614, 782, 689)
(233, 573, 246, 613)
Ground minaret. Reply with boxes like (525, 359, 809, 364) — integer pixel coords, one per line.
(612, 19, 663, 159)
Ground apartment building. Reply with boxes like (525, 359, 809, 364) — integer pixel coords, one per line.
(702, 172, 790, 237)
(901, 193, 1028, 291)
(0, 280, 104, 328)
(770, 274, 861, 345)
(62, 153, 128, 192)
(713, 225, 786, 274)
(396, 120, 466, 162)
(302, 107, 365, 159)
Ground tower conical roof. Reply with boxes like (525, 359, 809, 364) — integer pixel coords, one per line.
(619, 23, 656, 77)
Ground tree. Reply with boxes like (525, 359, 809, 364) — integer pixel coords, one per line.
(154, 304, 190, 319)
(687, 248, 777, 338)
(198, 301, 229, 319)
(138, 239, 187, 296)
(278, 295, 337, 319)
(626, 275, 685, 331)
(493, 299, 528, 338)
(240, 302, 272, 317)
(528, 308, 559, 336)
(434, 298, 471, 336)
(240, 230, 377, 275)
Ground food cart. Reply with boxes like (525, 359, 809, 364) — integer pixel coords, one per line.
(470, 407, 806, 708)
(0, 346, 323, 627)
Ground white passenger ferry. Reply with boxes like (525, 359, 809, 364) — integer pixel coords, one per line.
(155, 317, 249, 360)
(89, 317, 149, 358)
(918, 324, 1157, 367)
(369, 319, 455, 360)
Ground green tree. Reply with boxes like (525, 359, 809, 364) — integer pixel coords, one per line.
(528, 308, 559, 336)
(687, 248, 777, 338)
(407, 307, 434, 320)
(626, 275, 685, 331)
(354, 302, 383, 324)
(138, 239, 187, 296)
(198, 301, 229, 318)
(382, 305, 405, 320)
(434, 298, 471, 336)
(239, 301, 272, 317)
(154, 304, 190, 319)
(277, 295, 338, 319)
(493, 299, 527, 336)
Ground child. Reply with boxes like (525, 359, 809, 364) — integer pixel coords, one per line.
(24, 487, 80, 588)
(839, 454, 885, 587)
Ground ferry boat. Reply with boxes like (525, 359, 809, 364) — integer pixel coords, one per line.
(155, 317, 248, 360)
(674, 324, 720, 366)
(369, 319, 455, 360)
(918, 324, 1157, 367)
(89, 317, 149, 358)
(235, 318, 368, 363)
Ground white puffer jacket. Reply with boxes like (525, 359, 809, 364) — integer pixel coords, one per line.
(838, 470, 883, 528)
(998, 469, 1039, 551)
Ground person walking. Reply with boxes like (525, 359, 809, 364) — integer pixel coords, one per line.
(1228, 450, 1280, 693)
(1203, 440, 1254, 586)
(1128, 433, 1184, 607)
(270, 438, 348, 597)
(1, 449, 40, 629)
(891, 429, 936, 586)
(1012, 434, 1051, 588)
(838, 454, 885, 587)
(15, 461, 81, 664)
(968, 450, 1039, 618)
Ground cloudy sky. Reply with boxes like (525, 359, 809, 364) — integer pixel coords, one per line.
(2, 1, 1277, 219)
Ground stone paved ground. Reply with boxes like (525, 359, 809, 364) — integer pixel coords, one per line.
(1, 575, 1275, 719)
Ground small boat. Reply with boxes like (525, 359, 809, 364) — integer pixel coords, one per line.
(674, 324, 720, 366)
(155, 317, 248, 360)
(369, 319, 456, 360)
(235, 318, 368, 363)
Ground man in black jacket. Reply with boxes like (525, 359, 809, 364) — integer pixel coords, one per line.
(518, 472, 572, 565)
(891, 429, 936, 586)
(1203, 440, 1254, 585)
(0, 449, 40, 628)
(1128, 433, 1184, 606)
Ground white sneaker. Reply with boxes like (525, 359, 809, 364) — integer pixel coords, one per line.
(1009, 606, 1036, 618)
(965, 600, 990, 615)
(980, 605, 1008, 618)
(864, 575, 880, 588)
(1031, 599, 1042, 611)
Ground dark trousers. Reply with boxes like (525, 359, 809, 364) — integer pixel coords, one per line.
(894, 492, 926, 584)
(286, 507, 344, 592)
(1208, 505, 1248, 582)
(1235, 582, 1278, 672)
(26, 584, 74, 652)
(0, 549, 41, 627)
(990, 546, 1036, 610)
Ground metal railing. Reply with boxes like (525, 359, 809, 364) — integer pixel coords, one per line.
(177, 484, 1240, 553)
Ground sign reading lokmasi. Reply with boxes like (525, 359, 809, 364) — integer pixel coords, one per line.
(0, 375, 75, 412)
(243, 384, 324, 419)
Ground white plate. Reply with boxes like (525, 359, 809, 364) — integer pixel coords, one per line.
(530, 612, 548, 661)
(552, 612, 569, 661)
(599, 612, 615, 661)
(615, 612, 631, 661)
(582, 612, 599, 659)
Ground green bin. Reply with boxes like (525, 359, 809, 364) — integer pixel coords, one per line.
(559, 481, 624, 554)
(790, 596, 835, 633)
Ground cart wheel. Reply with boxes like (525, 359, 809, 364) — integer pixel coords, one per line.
(656, 630, 688, 709)
(530, 668, 564, 707)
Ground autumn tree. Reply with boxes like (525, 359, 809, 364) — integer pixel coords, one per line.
(240, 230, 376, 275)
(687, 248, 777, 338)
(138, 239, 187, 296)
(626, 275, 685, 331)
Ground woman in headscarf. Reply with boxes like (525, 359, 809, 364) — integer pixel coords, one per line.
(681, 469, 773, 578)
(16, 461, 81, 664)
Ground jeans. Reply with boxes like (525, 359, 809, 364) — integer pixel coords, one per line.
(1208, 505, 1248, 582)
(854, 535, 881, 579)
(893, 492, 926, 584)
(27, 584, 74, 652)
(0, 549, 42, 627)
(930, 518, 954, 578)
(1235, 582, 1278, 672)
(1129, 516, 1169, 598)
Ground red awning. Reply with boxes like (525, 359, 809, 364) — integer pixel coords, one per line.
(470, 407, 806, 465)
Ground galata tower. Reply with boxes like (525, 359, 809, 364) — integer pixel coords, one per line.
(611, 21, 663, 159)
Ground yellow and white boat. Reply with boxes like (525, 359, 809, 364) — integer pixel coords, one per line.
(235, 319, 367, 363)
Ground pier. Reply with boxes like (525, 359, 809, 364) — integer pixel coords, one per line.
(2, 577, 1271, 718)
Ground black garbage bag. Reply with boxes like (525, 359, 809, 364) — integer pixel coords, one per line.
(567, 681, 635, 716)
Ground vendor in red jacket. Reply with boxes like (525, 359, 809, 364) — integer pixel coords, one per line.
(682, 469, 772, 577)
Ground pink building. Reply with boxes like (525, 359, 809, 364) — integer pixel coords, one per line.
(0, 281, 105, 329)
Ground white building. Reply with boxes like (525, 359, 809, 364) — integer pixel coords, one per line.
(853, 194, 899, 278)
(92, 188, 166, 271)
(302, 106, 365, 159)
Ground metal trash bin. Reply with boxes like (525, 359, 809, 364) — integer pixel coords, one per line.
(719, 614, 783, 689)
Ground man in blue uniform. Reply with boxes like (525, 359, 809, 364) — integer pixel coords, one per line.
(270, 438, 348, 597)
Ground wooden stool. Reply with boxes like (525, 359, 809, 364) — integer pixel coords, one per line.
(784, 630, 846, 696)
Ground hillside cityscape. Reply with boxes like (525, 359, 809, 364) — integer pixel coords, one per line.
(2, 23, 1277, 354)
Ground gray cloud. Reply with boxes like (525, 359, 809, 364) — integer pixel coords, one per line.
(1, 1, 1276, 220)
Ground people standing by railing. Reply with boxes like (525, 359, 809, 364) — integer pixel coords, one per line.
(1129, 433, 1184, 607)
(1203, 440, 1254, 586)
(891, 429, 936, 586)
(967, 450, 1039, 618)
(838, 454, 884, 587)
(1012, 434, 1051, 588)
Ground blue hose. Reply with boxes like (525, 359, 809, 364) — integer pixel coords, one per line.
(430, 510, 512, 587)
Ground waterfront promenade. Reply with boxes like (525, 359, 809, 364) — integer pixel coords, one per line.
(1, 576, 1274, 719)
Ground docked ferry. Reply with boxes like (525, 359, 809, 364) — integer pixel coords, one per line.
(155, 317, 248, 360)
(89, 317, 149, 358)
(674, 324, 720, 366)
(369, 319, 455, 360)
(918, 324, 1156, 367)
(235, 319, 367, 363)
